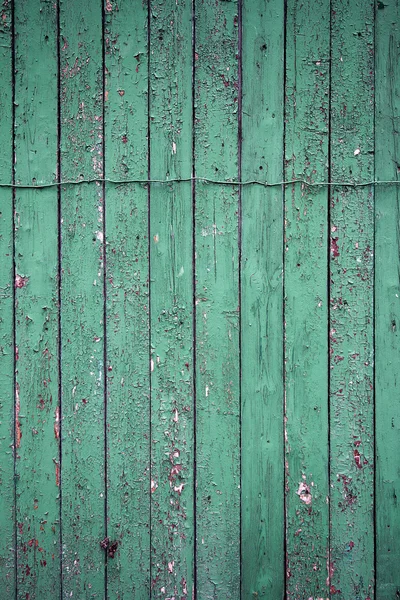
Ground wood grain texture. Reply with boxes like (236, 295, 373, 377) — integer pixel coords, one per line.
(194, 0, 240, 596)
(375, 0, 400, 596)
(329, 0, 375, 597)
(0, 1, 14, 595)
(241, 1, 284, 597)
(59, 2, 106, 596)
(149, 1, 194, 596)
(104, 1, 150, 596)
(14, 1, 60, 596)
(284, 1, 330, 597)
(2, 1, 400, 596)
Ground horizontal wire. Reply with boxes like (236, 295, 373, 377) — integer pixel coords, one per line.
(3, 175, 400, 190)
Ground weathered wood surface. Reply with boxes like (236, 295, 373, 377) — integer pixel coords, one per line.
(241, 1, 284, 597)
(0, 0, 399, 597)
(375, 1, 400, 598)
(14, 1, 60, 597)
(0, 1, 14, 596)
(60, 2, 106, 597)
(194, 0, 240, 597)
(330, 1, 375, 597)
(284, 0, 330, 597)
(149, 0, 194, 597)
(104, 1, 150, 598)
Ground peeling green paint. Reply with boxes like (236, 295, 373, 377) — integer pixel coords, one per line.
(0, 0, 399, 597)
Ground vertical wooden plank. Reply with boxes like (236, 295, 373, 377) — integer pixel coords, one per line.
(330, 0, 375, 596)
(149, 1, 194, 596)
(194, 0, 240, 595)
(0, 0, 14, 595)
(104, 0, 150, 596)
(241, 1, 284, 597)
(14, 0, 60, 597)
(284, 1, 330, 597)
(59, 2, 105, 596)
(375, 1, 400, 596)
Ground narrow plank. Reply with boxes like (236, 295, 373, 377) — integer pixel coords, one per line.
(104, 0, 150, 596)
(59, 2, 106, 596)
(14, 0, 60, 596)
(375, 1, 400, 596)
(0, 1, 15, 595)
(194, 0, 240, 595)
(149, 0, 194, 596)
(241, 1, 285, 597)
(284, 1, 330, 596)
(329, 0, 375, 596)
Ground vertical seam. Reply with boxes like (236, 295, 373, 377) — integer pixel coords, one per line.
(282, 0, 288, 596)
(56, 1, 63, 598)
(327, 0, 332, 594)
(11, 0, 17, 596)
(147, 0, 152, 593)
(101, 0, 108, 596)
(237, 0, 243, 596)
(191, 0, 197, 597)
(373, 0, 377, 596)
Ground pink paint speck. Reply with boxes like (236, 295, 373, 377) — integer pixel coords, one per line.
(296, 482, 312, 505)
(331, 237, 340, 258)
(15, 274, 28, 288)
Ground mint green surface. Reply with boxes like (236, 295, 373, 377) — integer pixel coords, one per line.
(375, 1, 400, 597)
(1, 1, 400, 597)
(149, 0, 194, 596)
(330, 0, 375, 597)
(0, 1, 14, 596)
(105, 1, 150, 597)
(241, 1, 284, 597)
(285, 0, 330, 597)
(14, 1, 60, 596)
(60, 2, 106, 596)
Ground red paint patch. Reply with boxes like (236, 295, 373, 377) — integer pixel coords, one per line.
(55, 462, 60, 487)
(220, 74, 230, 87)
(108, 540, 118, 559)
(354, 449, 362, 469)
(54, 407, 60, 439)
(16, 383, 22, 448)
(331, 237, 340, 257)
(15, 274, 28, 288)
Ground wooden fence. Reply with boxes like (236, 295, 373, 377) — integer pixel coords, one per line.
(0, 0, 399, 597)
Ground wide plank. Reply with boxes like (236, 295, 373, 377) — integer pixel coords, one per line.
(0, 1, 15, 595)
(194, 0, 240, 595)
(375, 0, 400, 596)
(104, 0, 150, 596)
(14, 0, 60, 596)
(241, 0, 285, 597)
(329, 0, 375, 596)
(149, 0, 194, 596)
(60, 2, 106, 596)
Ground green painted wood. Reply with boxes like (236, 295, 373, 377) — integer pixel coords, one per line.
(13, 0, 60, 597)
(329, 0, 375, 597)
(0, 1, 14, 595)
(284, 1, 330, 597)
(104, 1, 150, 596)
(3, 1, 400, 597)
(59, 2, 106, 596)
(241, 1, 284, 597)
(375, 1, 400, 596)
(194, 0, 240, 596)
(149, 1, 194, 596)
